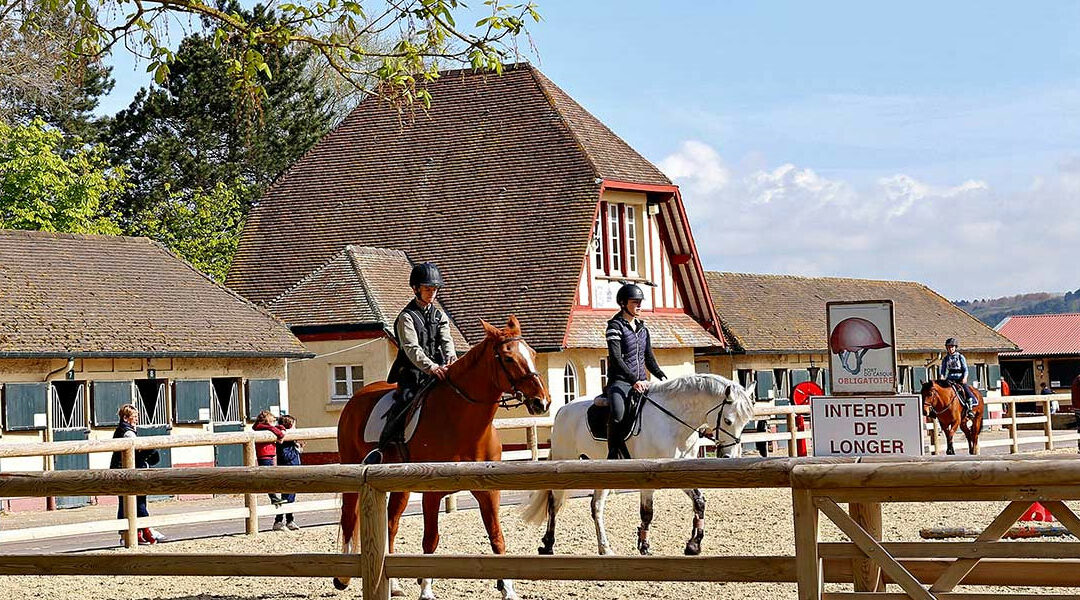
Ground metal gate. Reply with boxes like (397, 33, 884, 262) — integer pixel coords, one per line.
(50, 381, 90, 509)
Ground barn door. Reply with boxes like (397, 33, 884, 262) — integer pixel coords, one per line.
(50, 381, 90, 509)
(136, 379, 172, 501)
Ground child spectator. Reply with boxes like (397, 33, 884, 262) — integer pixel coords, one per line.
(273, 414, 303, 531)
(252, 410, 286, 509)
(110, 404, 161, 545)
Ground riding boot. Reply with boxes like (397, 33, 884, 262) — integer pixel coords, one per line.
(606, 421, 627, 459)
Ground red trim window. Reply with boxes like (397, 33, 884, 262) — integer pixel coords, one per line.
(608, 203, 622, 274)
(625, 205, 638, 274)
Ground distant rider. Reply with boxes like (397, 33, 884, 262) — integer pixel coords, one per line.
(939, 337, 976, 419)
(604, 283, 666, 459)
(364, 262, 456, 464)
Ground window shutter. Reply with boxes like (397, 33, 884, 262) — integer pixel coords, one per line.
(987, 364, 1002, 389)
(3, 383, 48, 431)
(790, 369, 810, 387)
(246, 379, 281, 419)
(92, 381, 133, 427)
(913, 367, 929, 390)
(754, 370, 775, 400)
(174, 380, 211, 424)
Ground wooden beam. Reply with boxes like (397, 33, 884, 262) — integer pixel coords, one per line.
(360, 485, 389, 600)
(1040, 500, 1080, 537)
(815, 497, 934, 600)
(792, 458, 1080, 490)
(848, 501, 884, 592)
(383, 555, 797, 581)
(0, 554, 360, 577)
(823, 557, 1080, 586)
(821, 541, 1080, 559)
(793, 489, 821, 600)
(799, 485, 1080, 503)
(929, 500, 1029, 593)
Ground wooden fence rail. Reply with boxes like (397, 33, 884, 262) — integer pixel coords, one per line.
(2, 456, 1080, 599)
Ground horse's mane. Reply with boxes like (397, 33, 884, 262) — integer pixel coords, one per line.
(652, 373, 755, 422)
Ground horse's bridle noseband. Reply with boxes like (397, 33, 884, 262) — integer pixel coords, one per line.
(446, 336, 544, 409)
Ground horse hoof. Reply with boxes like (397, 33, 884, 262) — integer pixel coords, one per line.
(600, 546, 615, 556)
(684, 542, 701, 556)
(391, 590, 406, 598)
(332, 578, 349, 591)
(538, 545, 553, 555)
(638, 545, 651, 556)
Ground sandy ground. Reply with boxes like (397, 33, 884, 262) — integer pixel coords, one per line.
(3, 484, 1080, 600)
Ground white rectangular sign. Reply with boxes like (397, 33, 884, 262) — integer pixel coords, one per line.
(812, 395, 924, 457)
(827, 300, 898, 395)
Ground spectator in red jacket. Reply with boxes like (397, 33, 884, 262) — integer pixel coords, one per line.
(253, 410, 286, 507)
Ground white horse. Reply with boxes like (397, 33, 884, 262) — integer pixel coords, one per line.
(521, 374, 756, 556)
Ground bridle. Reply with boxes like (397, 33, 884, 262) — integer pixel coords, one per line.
(445, 336, 544, 409)
(923, 385, 957, 419)
(645, 387, 743, 453)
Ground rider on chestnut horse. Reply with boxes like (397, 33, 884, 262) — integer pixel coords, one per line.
(939, 337, 977, 419)
(364, 262, 456, 464)
(604, 283, 666, 459)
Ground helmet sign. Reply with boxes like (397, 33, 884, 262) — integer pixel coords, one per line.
(826, 300, 898, 395)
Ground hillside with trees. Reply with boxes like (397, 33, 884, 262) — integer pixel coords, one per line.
(954, 288, 1080, 326)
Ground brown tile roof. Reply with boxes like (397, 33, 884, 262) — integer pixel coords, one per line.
(564, 311, 724, 349)
(227, 64, 674, 350)
(705, 272, 1018, 354)
(267, 246, 468, 350)
(0, 230, 310, 358)
(997, 313, 1080, 357)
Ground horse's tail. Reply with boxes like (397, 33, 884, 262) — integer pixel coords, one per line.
(333, 491, 361, 590)
(520, 489, 567, 527)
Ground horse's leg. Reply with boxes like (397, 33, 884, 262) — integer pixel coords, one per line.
(944, 420, 957, 455)
(538, 491, 556, 555)
(683, 488, 706, 556)
(637, 490, 654, 556)
(473, 490, 519, 600)
(591, 489, 614, 555)
(418, 492, 446, 600)
(333, 491, 360, 590)
(387, 491, 411, 598)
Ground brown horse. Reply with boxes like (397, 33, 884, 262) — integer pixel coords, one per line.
(334, 316, 550, 600)
(920, 380, 984, 455)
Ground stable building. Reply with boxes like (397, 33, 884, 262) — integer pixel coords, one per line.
(226, 64, 725, 448)
(0, 230, 309, 507)
(996, 313, 1080, 397)
(699, 272, 1017, 399)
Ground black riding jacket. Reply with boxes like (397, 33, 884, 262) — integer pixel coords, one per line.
(605, 313, 666, 386)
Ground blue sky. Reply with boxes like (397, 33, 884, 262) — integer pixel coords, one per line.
(99, 1, 1080, 299)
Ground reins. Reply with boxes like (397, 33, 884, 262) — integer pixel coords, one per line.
(644, 390, 742, 451)
(445, 336, 542, 409)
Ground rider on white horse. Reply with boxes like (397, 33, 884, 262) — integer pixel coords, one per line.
(940, 337, 976, 419)
(604, 283, 666, 459)
(364, 262, 456, 465)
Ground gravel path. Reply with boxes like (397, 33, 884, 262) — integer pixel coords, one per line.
(4, 485, 1080, 600)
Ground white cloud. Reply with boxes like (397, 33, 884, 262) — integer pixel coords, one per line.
(663, 141, 1078, 299)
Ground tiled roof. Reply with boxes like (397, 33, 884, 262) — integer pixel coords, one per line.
(706, 272, 1017, 354)
(267, 246, 469, 350)
(564, 311, 724, 349)
(227, 64, 675, 350)
(997, 313, 1080, 357)
(0, 230, 310, 358)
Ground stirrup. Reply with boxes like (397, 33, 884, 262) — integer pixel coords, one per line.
(362, 448, 384, 465)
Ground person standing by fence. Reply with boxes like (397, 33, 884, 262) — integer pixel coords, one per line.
(110, 404, 160, 545)
(273, 414, 302, 531)
(252, 410, 286, 509)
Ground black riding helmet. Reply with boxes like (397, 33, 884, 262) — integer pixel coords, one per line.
(616, 283, 645, 306)
(945, 337, 959, 348)
(409, 262, 444, 288)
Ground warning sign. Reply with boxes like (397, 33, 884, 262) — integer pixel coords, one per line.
(811, 395, 924, 457)
(826, 300, 898, 395)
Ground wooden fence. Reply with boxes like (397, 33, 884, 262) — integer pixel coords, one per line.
(0, 417, 552, 547)
(2, 455, 1080, 600)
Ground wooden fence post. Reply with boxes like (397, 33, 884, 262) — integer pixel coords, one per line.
(444, 494, 457, 513)
(793, 489, 821, 600)
(1009, 402, 1019, 454)
(929, 420, 940, 455)
(1043, 399, 1054, 451)
(849, 502, 884, 592)
(527, 425, 539, 461)
(243, 440, 258, 535)
(786, 413, 798, 458)
(360, 484, 390, 600)
(122, 445, 138, 549)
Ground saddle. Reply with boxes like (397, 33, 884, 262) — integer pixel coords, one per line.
(586, 390, 646, 442)
(362, 384, 431, 445)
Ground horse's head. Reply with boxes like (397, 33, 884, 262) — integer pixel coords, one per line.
(481, 316, 550, 415)
(919, 381, 938, 418)
(716, 379, 756, 458)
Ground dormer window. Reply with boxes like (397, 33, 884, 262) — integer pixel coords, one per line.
(625, 205, 638, 274)
(607, 203, 622, 274)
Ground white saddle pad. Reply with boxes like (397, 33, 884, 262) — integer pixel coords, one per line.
(362, 391, 423, 444)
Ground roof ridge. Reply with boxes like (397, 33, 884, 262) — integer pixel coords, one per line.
(707, 270, 923, 286)
(1005, 312, 1080, 318)
(267, 246, 353, 307)
(344, 246, 390, 327)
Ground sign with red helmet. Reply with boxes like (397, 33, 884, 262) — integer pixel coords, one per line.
(826, 300, 898, 395)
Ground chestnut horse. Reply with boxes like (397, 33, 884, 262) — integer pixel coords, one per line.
(921, 380, 984, 455)
(335, 316, 550, 600)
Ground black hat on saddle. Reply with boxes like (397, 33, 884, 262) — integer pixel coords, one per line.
(615, 283, 645, 306)
(409, 262, 444, 288)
